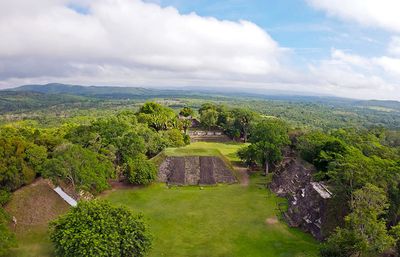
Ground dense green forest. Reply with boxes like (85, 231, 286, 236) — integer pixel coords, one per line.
(0, 84, 400, 256)
(1, 84, 400, 130)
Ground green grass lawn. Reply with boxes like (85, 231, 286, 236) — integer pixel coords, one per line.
(164, 142, 246, 162)
(8, 226, 54, 257)
(102, 173, 319, 257)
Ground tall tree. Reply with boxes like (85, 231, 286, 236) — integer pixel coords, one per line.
(200, 109, 218, 130)
(41, 144, 114, 195)
(232, 108, 257, 142)
(136, 102, 177, 131)
(239, 119, 289, 174)
(321, 184, 395, 257)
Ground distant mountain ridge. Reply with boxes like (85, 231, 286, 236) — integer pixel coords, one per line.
(11, 83, 177, 99)
(9, 83, 400, 108)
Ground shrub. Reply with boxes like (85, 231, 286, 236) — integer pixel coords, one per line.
(50, 200, 152, 257)
(125, 154, 157, 185)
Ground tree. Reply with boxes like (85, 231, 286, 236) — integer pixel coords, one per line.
(243, 120, 290, 174)
(321, 184, 395, 257)
(161, 129, 186, 148)
(125, 154, 157, 185)
(136, 102, 177, 131)
(0, 136, 47, 191)
(179, 107, 194, 117)
(42, 144, 114, 195)
(237, 145, 258, 167)
(231, 108, 258, 142)
(136, 126, 166, 157)
(50, 200, 152, 257)
(390, 224, 400, 255)
(115, 132, 146, 164)
(200, 109, 218, 130)
(181, 119, 192, 135)
(198, 103, 216, 115)
(297, 131, 336, 163)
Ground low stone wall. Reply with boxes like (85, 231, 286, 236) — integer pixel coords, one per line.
(158, 156, 237, 185)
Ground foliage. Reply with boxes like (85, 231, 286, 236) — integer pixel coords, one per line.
(200, 108, 218, 129)
(160, 129, 187, 148)
(298, 128, 400, 241)
(239, 119, 290, 173)
(0, 190, 10, 206)
(321, 184, 395, 257)
(198, 103, 260, 141)
(231, 108, 258, 142)
(136, 102, 178, 131)
(50, 200, 152, 257)
(125, 154, 157, 185)
(237, 145, 258, 167)
(41, 144, 114, 194)
(0, 136, 47, 191)
(179, 107, 194, 117)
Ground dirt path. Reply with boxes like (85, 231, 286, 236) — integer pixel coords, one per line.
(234, 166, 249, 186)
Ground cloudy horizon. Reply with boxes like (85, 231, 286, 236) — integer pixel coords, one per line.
(0, 0, 400, 100)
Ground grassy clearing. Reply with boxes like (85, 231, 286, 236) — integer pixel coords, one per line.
(106, 142, 319, 256)
(102, 173, 319, 257)
(165, 142, 246, 162)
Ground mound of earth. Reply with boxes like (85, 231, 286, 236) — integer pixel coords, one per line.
(5, 178, 70, 232)
(158, 156, 237, 185)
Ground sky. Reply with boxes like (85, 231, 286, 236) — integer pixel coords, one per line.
(0, 0, 400, 100)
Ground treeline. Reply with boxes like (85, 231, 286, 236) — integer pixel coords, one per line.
(0, 102, 189, 254)
(296, 128, 400, 256)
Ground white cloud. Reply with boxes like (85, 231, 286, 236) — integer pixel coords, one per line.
(374, 56, 400, 76)
(0, 0, 282, 82)
(388, 36, 400, 56)
(0, 0, 399, 100)
(307, 49, 399, 99)
(331, 49, 371, 67)
(307, 0, 400, 32)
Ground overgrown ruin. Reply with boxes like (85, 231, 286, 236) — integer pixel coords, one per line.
(270, 152, 332, 240)
(158, 156, 237, 185)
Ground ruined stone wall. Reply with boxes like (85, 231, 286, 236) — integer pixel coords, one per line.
(158, 156, 236, 185)
(270, 153, 332, 240)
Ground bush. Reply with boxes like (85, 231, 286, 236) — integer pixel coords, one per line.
(50, 200, 152, 257)
(161, 129, 186, 148)
(125, 154, 157, 185)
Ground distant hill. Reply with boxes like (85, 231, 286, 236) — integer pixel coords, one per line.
(11, 83, 197, 99)
(10, 83, 399, 110)
(0, 90, 87, 113)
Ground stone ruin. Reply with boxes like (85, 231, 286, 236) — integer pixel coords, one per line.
(270, 152, 332, 240)
(158, 156, 237, 185)
(189, 130, 231, 142)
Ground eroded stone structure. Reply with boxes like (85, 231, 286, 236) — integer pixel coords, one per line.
(158, 156, 237, 185)
(270, 153, 332, 240)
